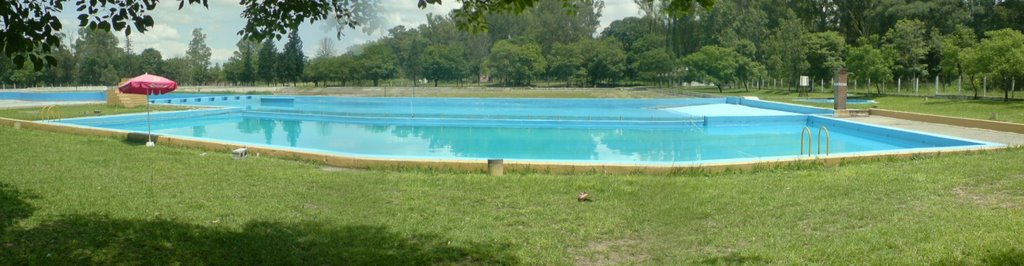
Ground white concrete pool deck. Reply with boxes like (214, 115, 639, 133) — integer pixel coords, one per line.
(845, 116, 1024, 146)
(664, 103, 800, 117)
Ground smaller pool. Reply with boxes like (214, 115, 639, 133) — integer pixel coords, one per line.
(794, 98, 876, 104)
(0, 91, 235, 102)
(0, 91, 105, 101)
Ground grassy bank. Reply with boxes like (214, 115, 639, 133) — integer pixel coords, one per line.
(0, 104, 191, 121)
(682, 87, 1024, 124)
(1, 125, 1022, 264)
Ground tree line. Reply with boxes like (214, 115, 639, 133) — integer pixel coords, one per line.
(2, 0, 1023, 100)
(0, 27, 222, 88)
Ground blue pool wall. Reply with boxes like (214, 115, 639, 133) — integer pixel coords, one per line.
(150, 95, 257, 105)
(728, 97, 834, 115)
(59, 108, 237, 127)
(807, 115, 988, 147)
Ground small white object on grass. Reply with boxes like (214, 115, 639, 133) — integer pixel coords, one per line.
(577, 192, 591, 202)
(232, 147, 248, 159)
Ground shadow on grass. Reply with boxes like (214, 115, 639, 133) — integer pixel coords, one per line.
(699, 253, 770, 265)
(121, 132, 161, 146)
(0, 182, 35, 231)
(936, 248, 1024, 265)
(0, 182, 517, 265)
(1, 215, 519, 265)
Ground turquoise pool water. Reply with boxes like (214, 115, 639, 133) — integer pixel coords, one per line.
(59, 96, 996, 164)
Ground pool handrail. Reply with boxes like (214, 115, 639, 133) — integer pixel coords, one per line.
(818, 125, 831, 156)
(800, 126, 813, 156)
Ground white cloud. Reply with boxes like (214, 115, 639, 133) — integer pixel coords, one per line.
(210, 48, 235, 64)
(130, 24, 186, 58)
(599, 0, 642, 33)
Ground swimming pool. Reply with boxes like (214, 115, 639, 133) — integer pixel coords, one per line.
(0, 91, 234, 101)
(57, 96, 999, 165)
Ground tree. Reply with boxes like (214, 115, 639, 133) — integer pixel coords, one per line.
(529, 0, 602, 55)
(257, 39, 278, 85)
(683, 45, 749, 92)
(624, 34, 668, 80)
(580, 39, 627, 86)
(333, 54, 358, 86)
(6, 0, 715, 70)
(486, 40, 546, 86)
(138, 48, 164, 75)
(387, 26, 429, 86)
(100, 64, 121, 86)
(121, 35, 139, 77)
(224, 39, 259, 85)
(314, 38, 336, 59)
(763, 18, 809, 90)
(601, 17, 654, 54)
(304, 56, 334, 87)
(886, 19, 930, 80)
(209, 63, 226, 85)
(736, 56, 767, 91)
(547, 42, 585, 86)
(280, 31, 305, 85)
(357, 42, 398, 87)
(421, 45, 468, 87)
(634, 48, 676, 86)
(938, 25, 976, 81)
(805, 31, 847, 82)
(74, 28, 124, 85)
(162, 57, 191, 84)
(962, 29, 1024, 101)
(10, 62, 39, 87)
(40, 44, 76, 86)
(846, 43, 894, 95)
(185, 28, 212, 85)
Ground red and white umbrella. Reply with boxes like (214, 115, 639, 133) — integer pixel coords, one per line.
(117, 73, 178, 147)
(118, 73, 178, 95)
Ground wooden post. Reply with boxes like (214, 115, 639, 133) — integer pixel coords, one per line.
(488, 159, 504, 176)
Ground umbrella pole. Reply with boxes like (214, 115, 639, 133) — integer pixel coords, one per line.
(146, 87, 154, 147)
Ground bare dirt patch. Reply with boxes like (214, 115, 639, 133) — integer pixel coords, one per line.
(573, 239, 649, 266)
(953, 174, 1024, 209)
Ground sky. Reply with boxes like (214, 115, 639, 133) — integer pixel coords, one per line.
(58, 0, 642, 64)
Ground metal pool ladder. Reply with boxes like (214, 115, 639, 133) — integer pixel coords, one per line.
(41, 105, 62, 122)
(817, 126, 831, 156)
(800, 126, 831, 156)
(800, 127, 812, 156)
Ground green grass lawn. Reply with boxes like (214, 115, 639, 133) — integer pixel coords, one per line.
(682, 87, 1024, 124)
(0, 104, 192, 121)
(1, 125, 1022, 264)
